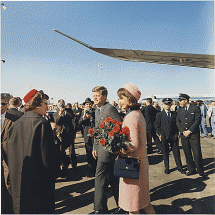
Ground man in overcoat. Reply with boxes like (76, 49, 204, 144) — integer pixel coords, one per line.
(53, 99, 76, 177)
(92, 86, 122, 214)
(176, 93, 208, 179)
(155, 98, 186, 175)
(79, 97, 96, 177)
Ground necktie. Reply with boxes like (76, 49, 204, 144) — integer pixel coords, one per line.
(167, 111, 170, 118)
(185, 106, 188, 114)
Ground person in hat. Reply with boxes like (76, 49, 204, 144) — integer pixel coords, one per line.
(7, 89, 59, 214)
(78, 97, 97, 177)
(155, 98, 186, 175)
(196, 100, 209, 138)
(117, 83, 155, 214)
(176, 93, 208, 179)
(53, 99, 76, 178)
(91, 86, 122, 214)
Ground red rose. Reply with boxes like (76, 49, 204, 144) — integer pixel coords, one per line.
(100, 139, 106, 146)
(105, 117, 112, 122)
(108, 131, 115, 137)
(102, 120, 106, 124)
(112, 125, 120, 133)
(90, 133, 95, 138)
(99, 124, 104, 129)
(88, 128, 94, 134)
(116, 122, 123, 126)
(111, 119, 118, 124)
(121, 126, 130, 135)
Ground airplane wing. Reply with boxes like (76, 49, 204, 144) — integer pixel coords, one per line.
(54, 29, 214, 69)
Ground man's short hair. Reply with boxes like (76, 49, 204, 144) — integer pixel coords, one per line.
(146, 98, 152, 104)
(1, 95, 7, 102)
(9, 97, 20, 106)
(92, 86, 108, 96)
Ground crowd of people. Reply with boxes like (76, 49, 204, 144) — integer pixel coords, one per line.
(1, 86, 214, 214)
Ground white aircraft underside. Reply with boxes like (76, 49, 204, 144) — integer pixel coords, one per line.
(54, 29, 214, 69)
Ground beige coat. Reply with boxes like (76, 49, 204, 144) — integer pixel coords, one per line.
(119, 110, 151, 212)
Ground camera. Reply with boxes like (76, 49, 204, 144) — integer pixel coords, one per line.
(86, 108, 95, 117)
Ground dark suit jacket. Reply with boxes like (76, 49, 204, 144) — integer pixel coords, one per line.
(6, 108, 23, 122)
(53, 110, 75, 147)
(78, 109, 95, 145)
(155, 110, 178, 141)
(93, 102, 122, 162)
(176, 104, 201, 137)
(144, 104, 159, 129)
(7, 111, 58, 214)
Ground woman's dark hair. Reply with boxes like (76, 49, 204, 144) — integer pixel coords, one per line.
(25, 90, 49, 111)
(117, 88, 141, 110)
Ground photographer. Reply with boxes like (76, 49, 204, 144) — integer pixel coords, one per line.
(53, 99, 76, 178)
(79, 98, 96, 177)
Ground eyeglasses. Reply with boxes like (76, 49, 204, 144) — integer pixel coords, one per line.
(1, 102, 7, 106)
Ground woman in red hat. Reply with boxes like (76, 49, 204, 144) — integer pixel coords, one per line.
(117, 83, 156, 214)
(7, 89, 59, 214)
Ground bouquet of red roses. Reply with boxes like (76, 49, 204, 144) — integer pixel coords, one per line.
(88, 117, 130, 153)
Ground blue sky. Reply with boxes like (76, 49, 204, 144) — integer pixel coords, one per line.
(1, 1, 214, 104)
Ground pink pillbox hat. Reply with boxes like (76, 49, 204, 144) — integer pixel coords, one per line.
(123, 83, 141, 101)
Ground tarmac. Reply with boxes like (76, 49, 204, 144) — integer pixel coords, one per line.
(55, 132, 215, 214)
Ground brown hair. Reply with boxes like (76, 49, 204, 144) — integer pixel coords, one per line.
(25, 90, 49, 111)
(92, 86, 108, 96)
(117, 88, 141, 110)
(9, 97, 19, 106)
(146, 98, 152, 104)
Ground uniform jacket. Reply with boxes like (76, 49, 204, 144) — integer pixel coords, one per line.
(155, 110, 178, 141)
(53, 110, 75, 147)
(6, 108, 23, 122)
(7, 111, 58, 214)
(176, 104, 201, 136)
(94, 102, 122, 162)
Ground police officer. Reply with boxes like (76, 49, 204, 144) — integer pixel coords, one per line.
(155, 98, 185, 174)
(176, 93, 208, 179)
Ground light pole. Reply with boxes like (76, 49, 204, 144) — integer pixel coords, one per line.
(98, 63, 103, 86)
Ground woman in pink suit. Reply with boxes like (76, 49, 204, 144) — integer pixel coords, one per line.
(117, 83, 155, 214)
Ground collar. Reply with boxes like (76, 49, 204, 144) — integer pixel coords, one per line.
(185, 104, 190, 110)
(1, 111, 6, 118)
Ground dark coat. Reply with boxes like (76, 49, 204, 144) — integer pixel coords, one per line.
(144, 104, 159, 129)
(73, 107, 82, 130)
(176, 104, 201, 137)
(78, 109, 95, 145)
(53, 110, 75, 148)
(94, 102, 122, 162)
(155, 110, 178, 141)
(6, 108, 23, 122)
(7, 111, 58, 214)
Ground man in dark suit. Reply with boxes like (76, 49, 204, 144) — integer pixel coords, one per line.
(6, 97, 24, 121)
(155, 98, 186, 175)
(53, 99, 76, 177)
(73, 102, 82, 133)
(1, 95, 19, 214)
(92, 86, 122, 214)
(79, 98, 96, 177)
(176, 93, 208, 179)
(143, 98, 162, 154)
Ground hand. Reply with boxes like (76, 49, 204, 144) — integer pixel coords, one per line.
(120, 148, 127, 155)
(92, 150, 97, 159)
(183, 130, 191, 137)
(86, 113, 93, 119)
(50, 122, 57, 130)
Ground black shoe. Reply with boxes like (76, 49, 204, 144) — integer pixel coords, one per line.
(185, 170, 197, 176)
(113, 207, 127, 214)
(178, 169, 186, 174)
(91, 210, 108, 214)
(199, 173, 209, 180)
(165, 169, 170, 174)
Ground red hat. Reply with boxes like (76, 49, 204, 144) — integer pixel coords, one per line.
(23, 89, 38, 103)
